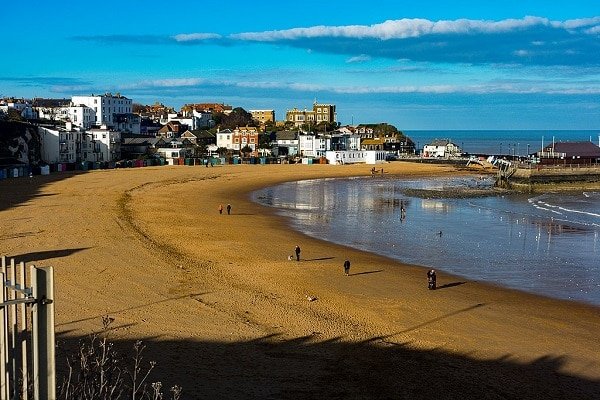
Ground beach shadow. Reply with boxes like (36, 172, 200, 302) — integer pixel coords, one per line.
(303, 257, 335, 261)
(53, 321, 600, 399)
(5, 248, 91, 264)
(350, 270, 383, 276)
(0, 170, 85, 213)
(436, 281, 467, 290)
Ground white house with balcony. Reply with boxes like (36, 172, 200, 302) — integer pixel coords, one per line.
(38, 124, 84, 164)
(87, 125, 121, 162)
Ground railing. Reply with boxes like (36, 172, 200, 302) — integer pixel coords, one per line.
(0, 256, 55, 400)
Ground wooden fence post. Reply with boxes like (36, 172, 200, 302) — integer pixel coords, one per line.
(31, 265, 55, 400)
(18, 262, 28, 400)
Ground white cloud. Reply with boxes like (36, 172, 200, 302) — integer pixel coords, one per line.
(120, 78, 206, 89)
(115, 77, 600, 96)
(346, 54, 372, 63)
(228, 16, 600, 42)
(172, 33, 222, 42)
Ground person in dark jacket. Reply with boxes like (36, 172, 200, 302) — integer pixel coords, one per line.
(343, 259, 351, 276)
(295, 245, 301, 261)
(427, 269, 437, 290)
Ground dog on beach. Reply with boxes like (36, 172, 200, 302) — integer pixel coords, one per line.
(288, 255, 294, 261)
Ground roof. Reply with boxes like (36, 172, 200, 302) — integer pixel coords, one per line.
(190, 130, 216, 139)
(361, 138, 384, 145)
(32, 98, 70, 108)
(276, 131, 298, 140)
(123, 138, 160, 145)
(541, 141, 600, 157)
(427, 139, 451, 146)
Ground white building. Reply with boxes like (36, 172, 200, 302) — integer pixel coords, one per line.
(68, 105, 96, 129)
(325, 150, 386, 165)
(87, 126, 121, 162)
(71, 93, 132, 127)
(298, 133, 327, 158)
(177, 109, 214, 129)
(423, 139, 462, 158)
(155, 147, 189, 165)
(215, 129, 234, 150)
(38, 123, 85, 163)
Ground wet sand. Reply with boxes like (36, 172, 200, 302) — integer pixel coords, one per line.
(1, 162, 599, 399)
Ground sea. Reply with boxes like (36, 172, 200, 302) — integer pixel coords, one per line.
(252, 130, 600, 307)
(404, 130, 600, 156)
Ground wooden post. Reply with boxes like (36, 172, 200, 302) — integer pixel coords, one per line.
(31, 266, 55, 400)
(0, 268, 6, 400)
(8, 259, 16, 400)
(18, 262, 28, 400)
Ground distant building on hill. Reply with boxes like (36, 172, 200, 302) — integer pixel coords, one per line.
(249, 109, 275, 127)
(286, 102, 336, 127)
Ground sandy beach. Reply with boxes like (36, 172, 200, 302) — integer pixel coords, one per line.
(1, 162, 599, 399)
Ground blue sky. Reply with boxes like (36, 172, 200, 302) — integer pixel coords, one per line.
(1, 1, 599, 129)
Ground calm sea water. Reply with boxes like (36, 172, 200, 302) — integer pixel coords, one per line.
(252, 176, 600, 306)
(405, 130, 600, 155)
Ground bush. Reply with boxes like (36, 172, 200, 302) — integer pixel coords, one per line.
(58, 316, 182, 400)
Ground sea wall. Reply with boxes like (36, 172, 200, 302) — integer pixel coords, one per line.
(506, 164, 600, 191)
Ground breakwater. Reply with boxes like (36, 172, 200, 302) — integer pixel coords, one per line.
(497, 163, 600, 190)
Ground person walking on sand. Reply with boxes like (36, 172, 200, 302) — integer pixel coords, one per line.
(343, 259, 351, 276)
(295, 245, 301, 261)
(427, 269, 437, 290)
(218, 204, 223, 214)
(227, 204, 231, 215)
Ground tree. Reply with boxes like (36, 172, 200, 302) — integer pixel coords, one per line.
(217, 147, 229, 157)
(240, 145, 253, 157)
(6, 108, 24, 122)
(219, 108, 256, 129)
(194, 143, 207, 157)
(314, 121, 338, 133)
(258, 133, 273, 149)
(132, 103, 145, 113)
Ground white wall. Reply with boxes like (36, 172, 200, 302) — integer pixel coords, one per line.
(38, 127, 60, 164)
(325, 150, 386, 165)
